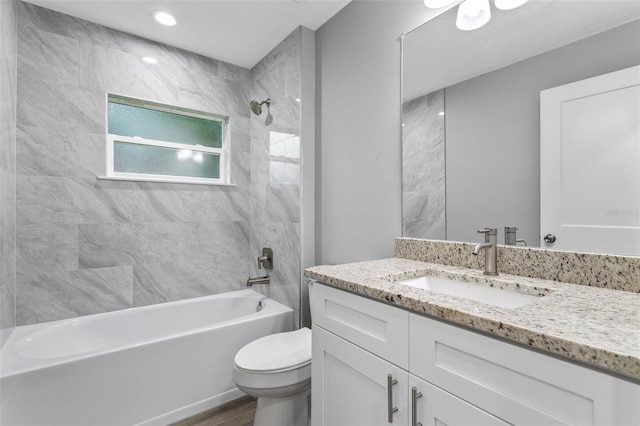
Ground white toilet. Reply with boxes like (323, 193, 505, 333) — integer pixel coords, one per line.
(233, 327, 312, 426)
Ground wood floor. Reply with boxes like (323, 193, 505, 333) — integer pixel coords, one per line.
(170, 396, 256, 426)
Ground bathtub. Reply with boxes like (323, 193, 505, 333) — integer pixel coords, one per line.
(0, 289, 293, 426)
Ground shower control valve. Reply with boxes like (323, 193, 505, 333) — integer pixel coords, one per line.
(257, 247, 273, 270)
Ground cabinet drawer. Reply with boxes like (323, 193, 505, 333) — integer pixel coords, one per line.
(409, 313, 640, 426)
(309, 281, 409, 369)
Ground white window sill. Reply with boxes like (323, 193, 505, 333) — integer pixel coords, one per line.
(97, 175, 236, 187)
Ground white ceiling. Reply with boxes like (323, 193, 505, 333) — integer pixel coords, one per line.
(404, 0, 640, 100)
(23, 0, 351, 69)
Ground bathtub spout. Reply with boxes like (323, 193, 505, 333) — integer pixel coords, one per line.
(247, 276, 270, 287)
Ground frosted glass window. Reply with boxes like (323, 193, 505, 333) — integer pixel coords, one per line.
(105, 94, 229, 185)
(114, 141, 220, 179)
(108, 102, 222, 148)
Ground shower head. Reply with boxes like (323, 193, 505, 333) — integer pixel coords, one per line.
(250, 98, 270, 115)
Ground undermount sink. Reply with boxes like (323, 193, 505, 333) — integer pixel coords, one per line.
(396, 275, 541, 309)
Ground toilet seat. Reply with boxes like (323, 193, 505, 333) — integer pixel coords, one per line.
(234, 327, 311, 373)
(233, 328, 312, 394)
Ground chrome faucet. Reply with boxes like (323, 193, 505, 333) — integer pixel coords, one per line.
(473, 228, 498, 276)
(504, 226, 518, 245)
(504, 226, 528, 246)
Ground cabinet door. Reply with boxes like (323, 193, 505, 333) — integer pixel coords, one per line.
(312, 326, 408, 426)
(409, 313, 640, 425)
(409, 375, 509, 426)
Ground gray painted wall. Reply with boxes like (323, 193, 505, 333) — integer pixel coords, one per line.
(445, 21, 640, 246)
(0, 0, 18, 345)
(300, 27, 316, 329)
(15, 2, 304, 325)
(315, 1, 438, 265)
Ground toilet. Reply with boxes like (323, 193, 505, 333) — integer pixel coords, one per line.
(233, 327, 312, 426)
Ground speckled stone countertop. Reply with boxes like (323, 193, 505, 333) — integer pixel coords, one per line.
(305, 258, 640, 382)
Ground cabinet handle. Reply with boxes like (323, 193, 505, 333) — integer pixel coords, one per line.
(411, 387, 423, 426)
(387, 374, 398, 423)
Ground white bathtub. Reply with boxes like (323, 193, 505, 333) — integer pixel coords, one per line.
(0, 289, 293, 426)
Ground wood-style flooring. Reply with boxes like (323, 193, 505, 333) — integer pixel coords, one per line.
(170, 396, 256, 426)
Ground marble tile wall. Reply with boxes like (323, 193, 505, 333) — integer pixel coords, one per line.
(249, 29, 303, 323)
(396, 238, 640, 293)
(0, 0, 18, 345)
(402, 89, 446, 240)
(14, 2, 261, 325)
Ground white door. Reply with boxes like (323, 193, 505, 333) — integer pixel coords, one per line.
(540, 65, 640, 255)
(311, 326, 408, 426)
(408, 375, 509, 426)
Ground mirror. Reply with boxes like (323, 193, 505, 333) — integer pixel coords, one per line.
(402, 1, 640, 255)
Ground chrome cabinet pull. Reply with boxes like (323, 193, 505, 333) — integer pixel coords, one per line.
(387, 374, 398, 423)
(411, 387, 423, 426)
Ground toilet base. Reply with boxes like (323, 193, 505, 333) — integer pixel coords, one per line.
(253, 387, 310, 426)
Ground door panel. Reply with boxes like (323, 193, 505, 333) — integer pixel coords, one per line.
(540, 65, 640, 255)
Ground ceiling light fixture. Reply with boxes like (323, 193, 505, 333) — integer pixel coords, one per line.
(456, 0, 491, 31)
(153, 11, 177, 26)
(425, 0, 528, 31)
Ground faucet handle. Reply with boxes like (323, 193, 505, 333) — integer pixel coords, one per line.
(477, 228, 497, 234)
(257, 247, 273, 270)
(477, 228, 497, 243)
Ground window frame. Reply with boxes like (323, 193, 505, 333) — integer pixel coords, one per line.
(103, 93, 231, 186)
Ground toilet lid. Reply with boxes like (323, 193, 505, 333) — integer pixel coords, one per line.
(235, 328, 311, 373)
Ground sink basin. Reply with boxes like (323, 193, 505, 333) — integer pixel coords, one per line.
(396, 275, 541, 309)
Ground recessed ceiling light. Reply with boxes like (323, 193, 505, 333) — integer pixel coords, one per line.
(142, 56, 158, 64)
(153, 11, 177, 26)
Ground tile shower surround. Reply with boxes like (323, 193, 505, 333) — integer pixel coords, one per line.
(402, 89, 446, 240)
(13, 2, 302, 325)
(0, 0, 18, 345)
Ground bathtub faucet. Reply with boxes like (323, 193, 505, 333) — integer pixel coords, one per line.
(247, 276, 270, 287)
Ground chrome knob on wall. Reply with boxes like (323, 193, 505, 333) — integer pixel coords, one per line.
(544, 234, 557, 243)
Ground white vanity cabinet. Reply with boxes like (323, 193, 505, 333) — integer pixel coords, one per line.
(312, 326, 409, 426)
(313, 326, 507, 426)
(309, 279, 410, 425)
(309, 281, 640, 426)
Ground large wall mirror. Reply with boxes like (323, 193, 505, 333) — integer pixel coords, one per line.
(402, 0, 640, 256)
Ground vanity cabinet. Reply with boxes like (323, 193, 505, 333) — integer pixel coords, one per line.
(309, 280, 640, 426)
(313, 326, 507, 426)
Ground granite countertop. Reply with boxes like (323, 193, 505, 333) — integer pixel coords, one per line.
(305, 257, 640, 382)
